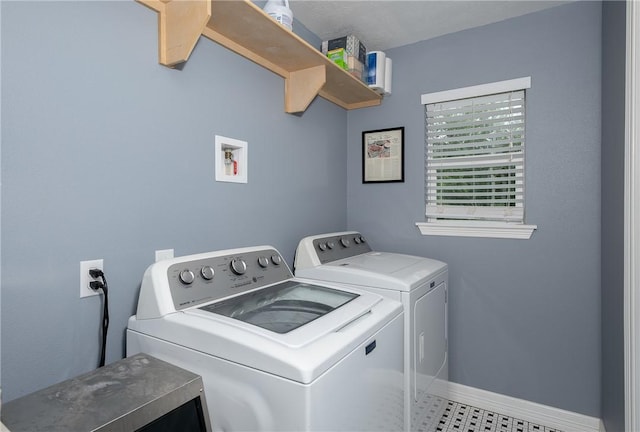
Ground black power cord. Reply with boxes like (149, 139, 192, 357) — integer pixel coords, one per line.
(89, 269, 109, 368)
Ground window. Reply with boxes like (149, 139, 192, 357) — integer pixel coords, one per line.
(416, 78, 537, 239)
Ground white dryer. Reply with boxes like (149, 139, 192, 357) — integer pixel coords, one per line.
(295, 232, 448, 432)
(127, 245, 405, 432)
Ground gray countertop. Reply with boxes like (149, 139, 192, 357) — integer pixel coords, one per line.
(1, 353, 209, 432)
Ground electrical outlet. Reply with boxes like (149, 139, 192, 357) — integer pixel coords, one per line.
(80, 259, 104, 298)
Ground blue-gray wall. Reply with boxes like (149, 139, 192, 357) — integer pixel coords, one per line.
(601, 1, 626, 431)
(0, 0, 628, 422)
(0, 1, 347, 401)
(347, 1, 602, 417)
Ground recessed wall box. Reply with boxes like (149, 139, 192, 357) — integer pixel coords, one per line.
(215, 135, 248, 184)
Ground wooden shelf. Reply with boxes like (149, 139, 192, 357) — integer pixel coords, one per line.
(139, 0, 382, 113)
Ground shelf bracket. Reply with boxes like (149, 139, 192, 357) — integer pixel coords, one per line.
(139, 0, 211, 67)
(285, 65, 326, 114)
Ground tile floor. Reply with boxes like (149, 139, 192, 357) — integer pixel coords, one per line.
(414, 395, 564, 432)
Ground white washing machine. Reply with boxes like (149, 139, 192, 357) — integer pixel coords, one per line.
(127, 245, 405, 432)
(295, 232, 448, 432)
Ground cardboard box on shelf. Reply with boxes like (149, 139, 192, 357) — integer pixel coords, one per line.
(327, 48, 367, 82)
(321, 35, 367, 66)
(347, 56, 365, 82)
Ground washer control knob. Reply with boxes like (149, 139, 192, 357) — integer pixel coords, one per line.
(354, 236, 362, 244)
(200, 266, 215, 280)
(359, 236, 366, 243)
(318, 242, 327, 251)
(179, 269, 195, 285)
(340, 238, 351, 248)
(258, 256, 269, 268)
(327, 241, 335, 249)
(230, 258, 247, 275)
(271, 254, 282, 265)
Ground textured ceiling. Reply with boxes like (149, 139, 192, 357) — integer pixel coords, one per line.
(289, 1, 571, 51)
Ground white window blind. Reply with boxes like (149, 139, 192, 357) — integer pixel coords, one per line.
(425, 87, 526, 223)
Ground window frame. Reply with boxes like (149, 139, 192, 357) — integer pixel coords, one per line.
(416, 77, 537, 239)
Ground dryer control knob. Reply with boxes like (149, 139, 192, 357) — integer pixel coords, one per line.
(340, 238, 351, 247)
(271, 254, 282, 265)
(179, 269, 195, 285)
(230, 258, 247, 275)
(318, 242, 327, 251)
(200, 266, 215, 280)
(327, 241, 335, 249)
(257, 256, 269, 268)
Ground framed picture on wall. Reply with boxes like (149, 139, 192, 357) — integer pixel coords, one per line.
(362, 127, 405, 183)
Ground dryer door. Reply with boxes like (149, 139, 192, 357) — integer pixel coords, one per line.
(414, 282, 447, 402)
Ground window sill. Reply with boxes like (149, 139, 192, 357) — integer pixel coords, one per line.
(416, 221, 537, 239)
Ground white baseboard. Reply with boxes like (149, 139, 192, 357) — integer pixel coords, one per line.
(438, 381, 605, 432)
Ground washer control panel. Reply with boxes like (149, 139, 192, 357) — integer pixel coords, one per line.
(312, 233, 372, 264)
(167, 248, 293, 311)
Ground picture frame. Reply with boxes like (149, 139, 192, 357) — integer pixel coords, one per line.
(362, 127, 405, 183)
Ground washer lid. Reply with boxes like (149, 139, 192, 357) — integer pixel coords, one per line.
(199, 280, 358, 334)
(296, 252, 447, 291)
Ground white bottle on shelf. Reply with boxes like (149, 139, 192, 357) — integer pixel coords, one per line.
(263, 0, 293, 31)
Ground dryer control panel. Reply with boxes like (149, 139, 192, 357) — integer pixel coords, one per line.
(310, 232, 372, 264)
